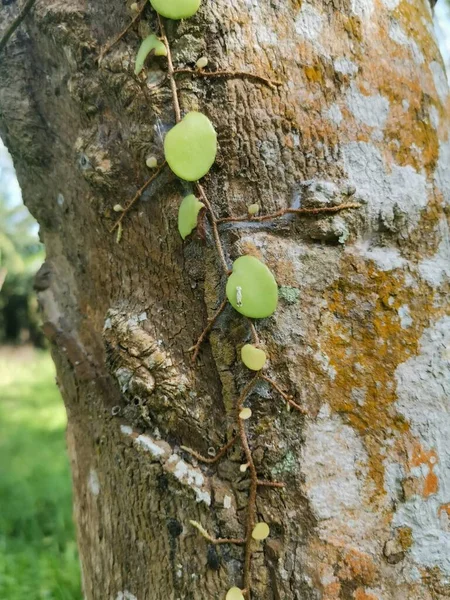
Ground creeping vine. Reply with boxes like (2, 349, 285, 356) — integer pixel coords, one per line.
(0, 0, 37, 54)
(104, 2, 361, 598)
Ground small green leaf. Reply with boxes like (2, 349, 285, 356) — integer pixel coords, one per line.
(135, 34, 167, 75)
(149, 0, 201, 19)
(226, 256, 278, 319)
(226, 588, 245, 600)
(178, 194, 204, 240)
(164, 112, 217, 182)
(241, 344, 267, 371)
(239, 407, 252, 420)
(252, 522, 270, 541)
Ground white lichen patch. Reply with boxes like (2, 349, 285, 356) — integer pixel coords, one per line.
(350, 0, 374, 19)
(435, 139, 450, 206)
(166, 455, 211, 506)
(116, 592, 138, 600)
(325, 103, 343, 126)
(334, 57, 358, 76)
(381, 0, 400, 10)
(120, 426, 211, 506)
(135, 434, 170, 458)
(313, 349, 337, 380)
(342, 141, 428, 230)
(350, 240, 406, 271)
(295, 3, 326, 54)
(429, 61, 449, 104)
(301, 405, 378, 551)
(389, 22, 424, 65)
(346, 83, 390, 129)
(418, 219, 450, 286)
(88, 468, 100, 496)
(429, 105, 439, 129)
(398, 305, 413, 329)
(384, 460, 405, 502)
(394, 317, 450, 574)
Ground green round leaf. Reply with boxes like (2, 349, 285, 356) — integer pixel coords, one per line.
(135, 34, 167, 75)
(164, 112, 217, 182)
(150, 0, 201, 20)
(178, 194, 204, 240)
(241, 344, 267, 371)
(252, 522, 270, 541)
(226, 588, 245, 600)
(226, 256, 278, 319)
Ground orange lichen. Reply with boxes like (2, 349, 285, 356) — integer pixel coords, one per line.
(338, 547, 377, 584)
(323, 582, 341, 599)
(354, 588, 378, 600)
(410, 443, 439, 497)
(321, 252, 442, 500)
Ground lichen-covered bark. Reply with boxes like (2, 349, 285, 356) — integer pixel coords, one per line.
(1, 0, 449, 598)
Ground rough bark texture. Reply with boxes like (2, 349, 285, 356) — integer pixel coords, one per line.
(1, 0, 450, 598)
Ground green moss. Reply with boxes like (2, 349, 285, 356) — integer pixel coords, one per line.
(270, 450, 297, 477)
(279, 286, 300, 304)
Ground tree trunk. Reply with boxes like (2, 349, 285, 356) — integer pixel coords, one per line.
(1, 0, 449, 598)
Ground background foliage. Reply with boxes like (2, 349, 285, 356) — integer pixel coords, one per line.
(0, 140, 44, 345)
(0, 348, 82, 600)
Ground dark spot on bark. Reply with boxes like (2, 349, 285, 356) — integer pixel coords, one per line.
(166, 518, 183, 591)
(156, 473, 169, 492)
(111, 405, 121, 416)
(167, 518, 183, 538)
(206, 545, 220, 570)
(2, 0, 16, 5)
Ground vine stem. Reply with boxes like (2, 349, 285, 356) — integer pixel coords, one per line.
(217, 202, 362, 224)
(157, 14, 181, 123)
(190, 521, 245, 545)
(98, 1, 147, 63)
(0, 0, 36, 54)
(262, 375, 307, 414)
(156, 15, 229, 276)
(181, 435, 238, 464)
(196, 183, 229, 274)
(173, 68, 282, 90)
(189, 298, 228, 363)
(248, 320, 259, 345)
(236, 375, 260, 598)
(110, 161, 167, 232)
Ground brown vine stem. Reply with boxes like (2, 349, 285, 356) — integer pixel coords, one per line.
(110, 161, 167, 232)
(156, 15, 229, 275)
(98, 1, 147, 63)
(248, 320, 260, 345)
(190, 521, 245, 545)
(157, 14, 182, 123)
(262, 374, 307, 414)
(257, 480, 285, 489)
(181, 435, 238, 464)
(189, 298, 228, 363)
(236, 375, 260, 598)
(196, 183, 230, 274)
(217, 202, 362, 224)
(0, 0, 36, 54)
(173, 68, 282, 90)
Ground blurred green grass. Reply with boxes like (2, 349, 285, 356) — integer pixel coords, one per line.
(0, 348, 82, 600)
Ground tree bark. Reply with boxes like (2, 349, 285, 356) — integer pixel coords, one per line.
(1, 0, 450, 599)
